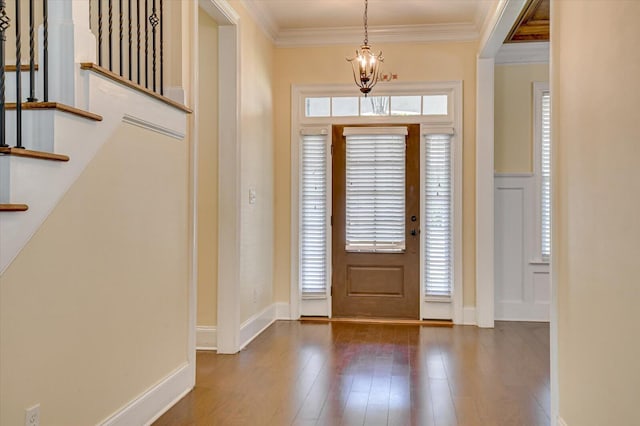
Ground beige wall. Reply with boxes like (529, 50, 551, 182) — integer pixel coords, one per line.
(0, 124, 189, 425)
(229, 1, 276, 323)
(494, 63, 549, 173)
(553, 1, 640, 424)
(273, 41, 478, 307)
(196, 8, 219, 327)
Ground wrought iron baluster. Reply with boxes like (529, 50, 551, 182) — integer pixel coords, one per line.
(144, 0, 148, 88)
(0, 0, 9, 148)
(118, 0, 122, 75)
(108, 0, 112, 70)
(159, 0, 162, 95)
(136, 0, 140, 84)
(128, 0, 131, 79)
(27, 0, 36, 102)
(150, 0, 157, 92)
(98, 0, 102, 66)
(42, 0, 47, 101)
(15, 0, 23, 148)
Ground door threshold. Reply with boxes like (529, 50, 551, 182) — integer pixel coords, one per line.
(300, 316, 453, 327)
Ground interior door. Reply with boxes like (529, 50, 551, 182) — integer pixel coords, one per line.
(332, 124, 420, 319)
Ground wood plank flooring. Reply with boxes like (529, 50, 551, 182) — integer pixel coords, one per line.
(154, 321, 550, 426)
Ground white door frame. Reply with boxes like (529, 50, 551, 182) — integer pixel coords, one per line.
(197, 0, 242, 354)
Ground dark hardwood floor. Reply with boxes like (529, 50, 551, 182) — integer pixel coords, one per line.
(154, 321, 550, 426)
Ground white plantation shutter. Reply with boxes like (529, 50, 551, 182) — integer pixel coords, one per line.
(424, 134, 453, 298)
(344, 127, 407, 252)
(300, 133, 329, 298)
(541, 93, 551, 259)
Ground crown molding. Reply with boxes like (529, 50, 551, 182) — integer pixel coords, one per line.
(495, 42, 549, 64)
(239, 0, 278, 42)
(239, 0, 483, 47)
(276, 23, 479, 48)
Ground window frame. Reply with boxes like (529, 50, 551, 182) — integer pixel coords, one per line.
(291, 82, 463, 322)
(533, 82, 551, 264)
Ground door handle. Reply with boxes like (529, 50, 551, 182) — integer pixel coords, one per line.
(411, 229, 417, 236)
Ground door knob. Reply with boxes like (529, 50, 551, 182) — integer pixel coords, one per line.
(411, 229, 417, 236)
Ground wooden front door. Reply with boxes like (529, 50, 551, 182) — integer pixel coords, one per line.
(332, 124, 420, 319)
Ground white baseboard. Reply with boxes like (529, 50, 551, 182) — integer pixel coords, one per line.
(196, 326, 217, 351)
(239, 303, 278, 350)
(557, 417, 568, 426)
(275, 302, 291, 320)
(99, 362, 193, 426)
(463, 307, 477, 325)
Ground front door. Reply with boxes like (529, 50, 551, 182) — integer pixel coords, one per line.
(331, 124, 420, 319)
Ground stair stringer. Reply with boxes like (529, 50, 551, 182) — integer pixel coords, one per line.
(0, 67, 188, 274)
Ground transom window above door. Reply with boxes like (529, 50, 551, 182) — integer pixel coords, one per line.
(305, 95, 449, 118)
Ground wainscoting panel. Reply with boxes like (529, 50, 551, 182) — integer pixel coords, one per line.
(494, 174, 550, 321)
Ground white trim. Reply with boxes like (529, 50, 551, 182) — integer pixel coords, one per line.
(122, 114, 186, 140)
(239, 304, 277, 350)
(557, 417, 568, 426)
(495, 172, 534, 178)
(99, 363, 191, 426)
(239, 0, 486, 47)
(463, 307, 477, 325)
(275, 23, 479, 48)
(199, 0, 240, 24)
(211, 1, 242, 355)
(196, 326, 218, 351)
(496, 42, 550, 65)
(478, 0, 528, 59)
(187, 0, 199, 394)
(475, 57, 495, 328)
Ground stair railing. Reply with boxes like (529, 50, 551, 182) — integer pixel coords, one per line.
(0, 0, 48, 150)
(90, 0, 164, 95)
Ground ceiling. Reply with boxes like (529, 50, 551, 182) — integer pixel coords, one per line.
(241, 0, 497, 46)
(505, 0, 550, 42)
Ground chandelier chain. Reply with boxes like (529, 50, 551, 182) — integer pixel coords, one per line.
(363, 0, 368, 45)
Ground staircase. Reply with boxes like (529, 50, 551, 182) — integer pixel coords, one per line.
(0, 0, 190, 273)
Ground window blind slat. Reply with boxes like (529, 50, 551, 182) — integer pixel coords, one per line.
(424, 134, 453, 298)
(541, 93, 551, 259)
(345, 133, 406, 252)
(300, 134, 328, 298)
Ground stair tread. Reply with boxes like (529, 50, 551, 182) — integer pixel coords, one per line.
(0, 147, 69, 161)
(5, 102, 103, 121)
(6, 65, 39, 72)
(0, 204, 29, 212)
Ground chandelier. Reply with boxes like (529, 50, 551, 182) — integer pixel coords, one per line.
(347, 0, 384, 97)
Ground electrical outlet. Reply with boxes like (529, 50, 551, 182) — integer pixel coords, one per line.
(25, 404, 40, 426)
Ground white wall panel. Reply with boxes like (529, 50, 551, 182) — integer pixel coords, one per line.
(494, 174, 549, 321)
